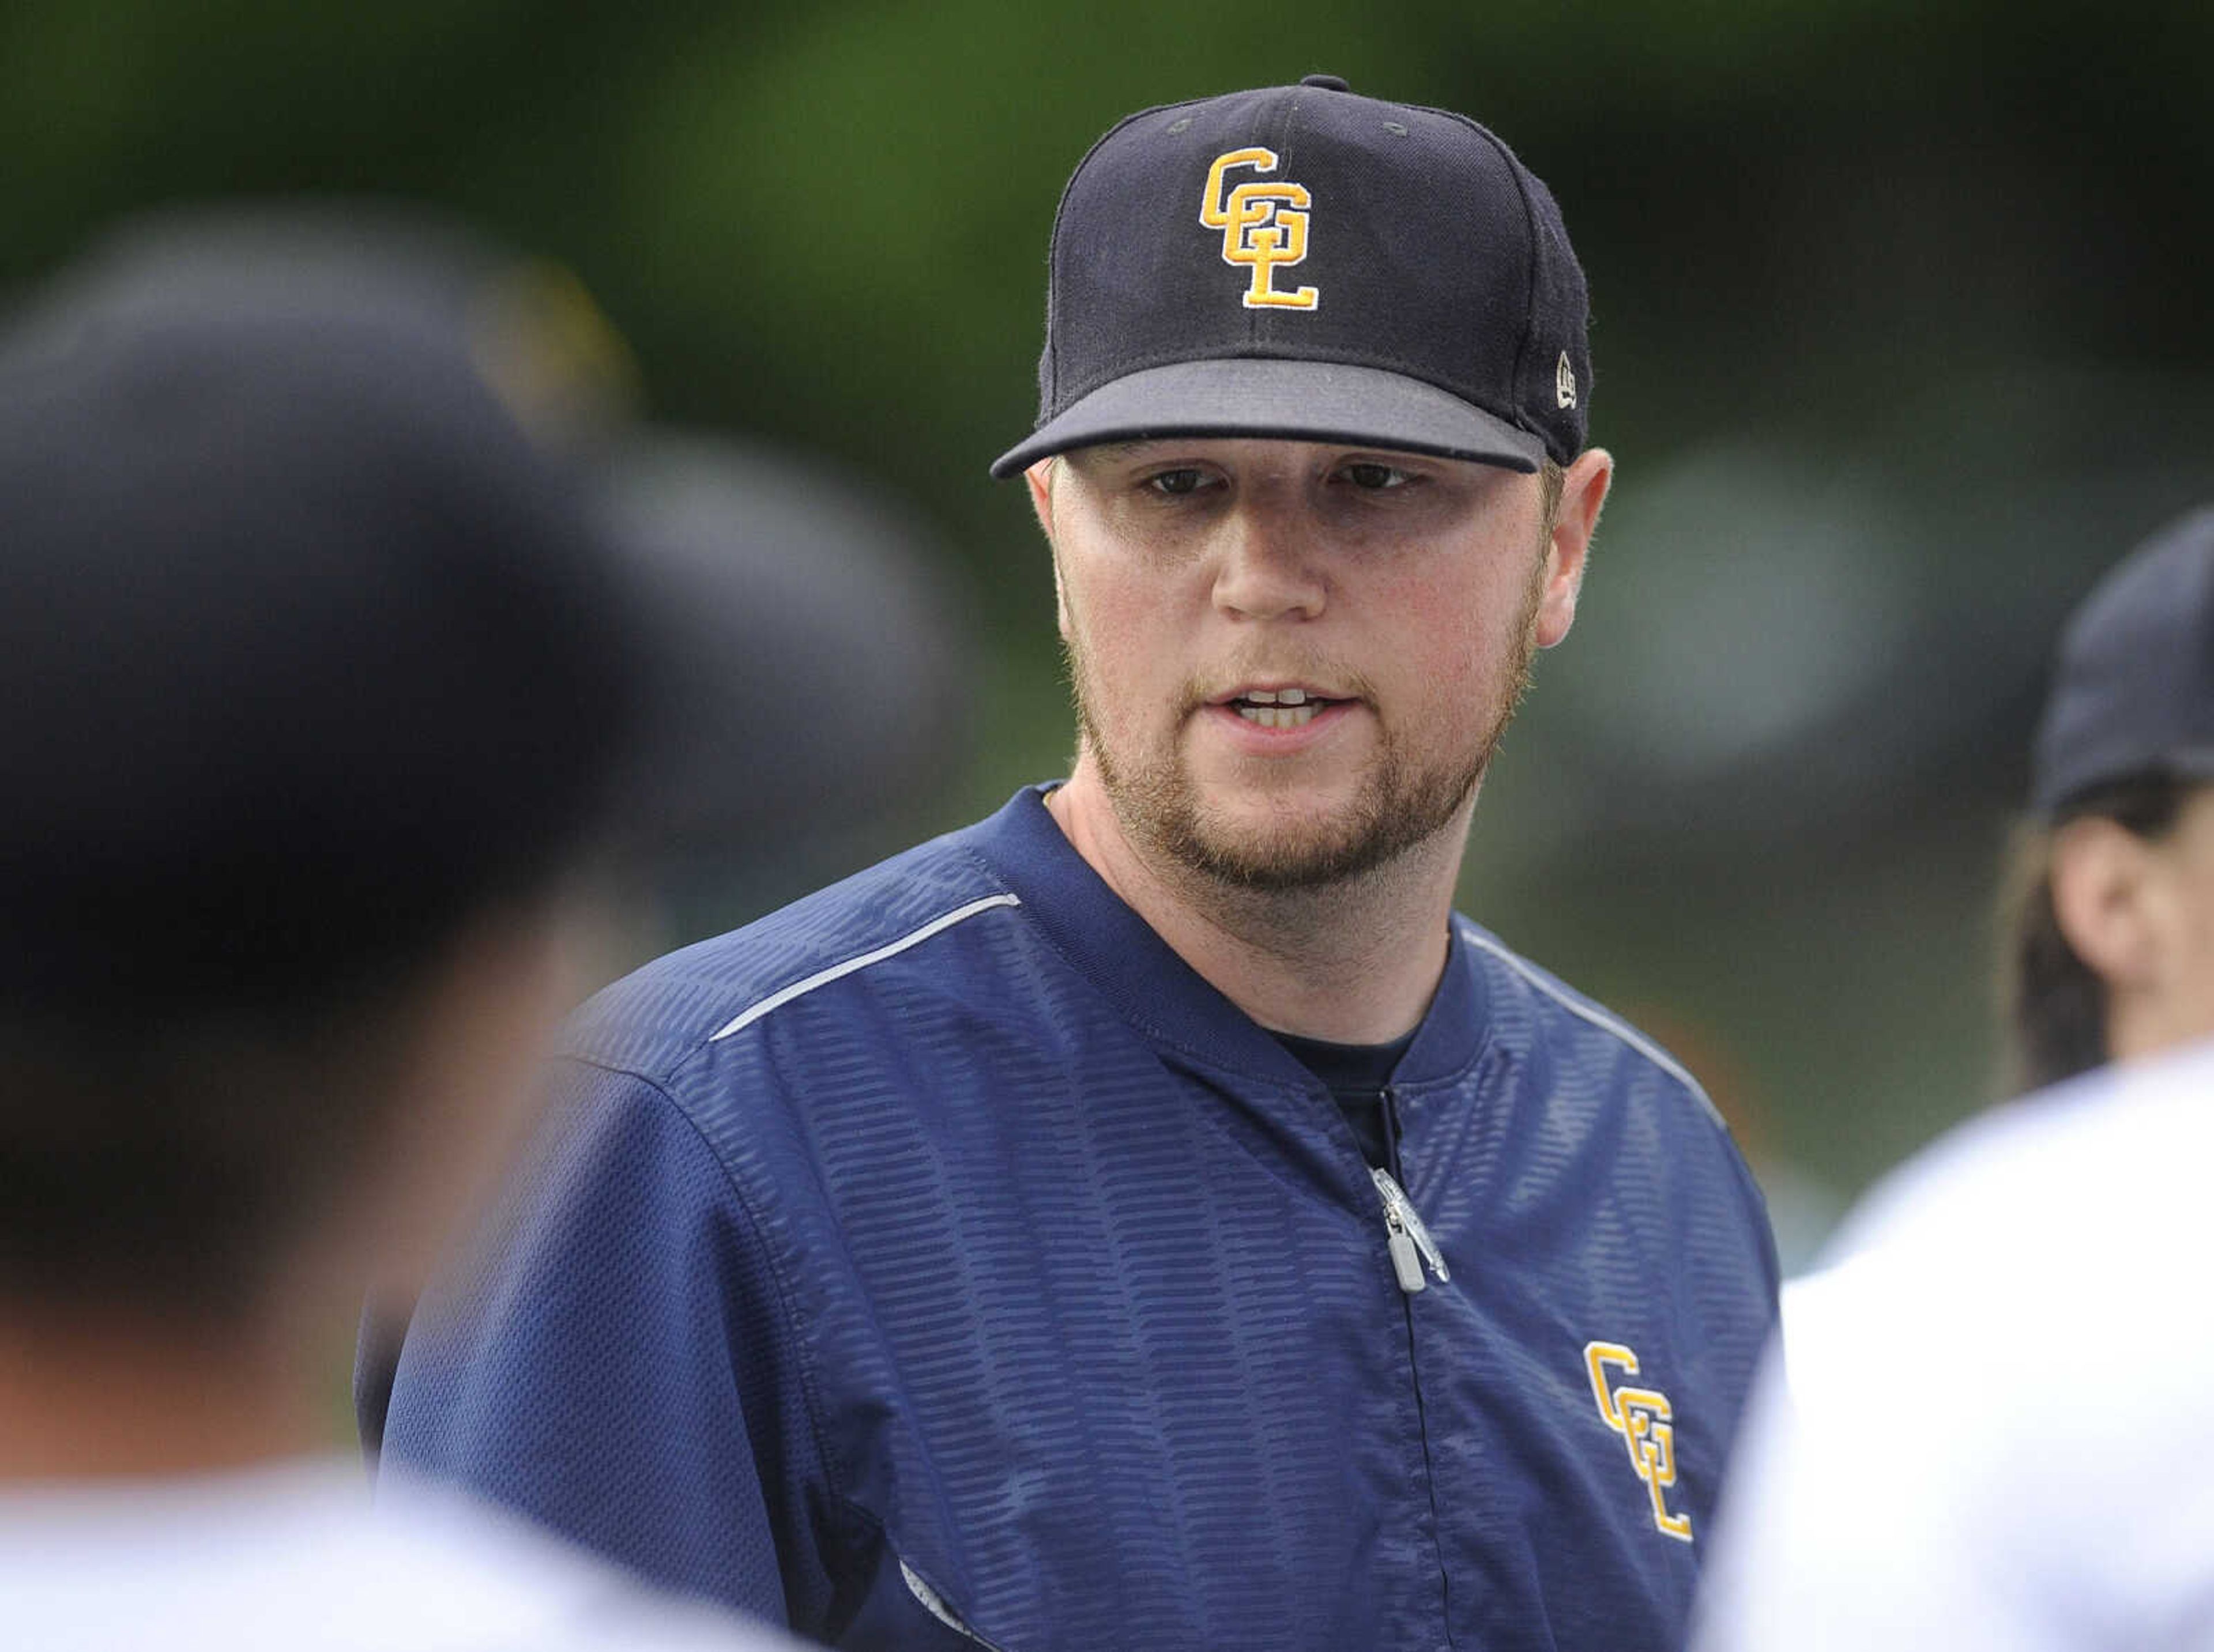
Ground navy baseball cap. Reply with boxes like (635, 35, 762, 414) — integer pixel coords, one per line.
(0, 212, 976, 1015)
(2031, 507, 2214, 814)
(48, 206, 969, 871)
(991, 75, 1591, 479)
(0, 289, 647, 1013)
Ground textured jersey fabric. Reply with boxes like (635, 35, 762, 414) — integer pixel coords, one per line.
(0, 1455, 799, 1651)
(1693, 1039, 2214, 1652)
(383, 785, 1779, 1650)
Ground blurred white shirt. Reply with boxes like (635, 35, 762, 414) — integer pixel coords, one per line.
(0, 1455, 797, 1651)
(1693, 1038, 2214, 1652)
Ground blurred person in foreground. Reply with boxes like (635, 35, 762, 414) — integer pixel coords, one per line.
(0, 265, 802, 1650)
(1694, 507, 2214, 1651)
(381, 78, 1778, 1650)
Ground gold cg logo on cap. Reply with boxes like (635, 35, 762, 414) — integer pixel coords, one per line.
(1199, 148, 1319, 312)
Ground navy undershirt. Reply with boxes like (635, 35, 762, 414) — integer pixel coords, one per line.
(1271, 1027, 1417, 1168)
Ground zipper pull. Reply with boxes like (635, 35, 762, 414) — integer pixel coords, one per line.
(1372, 1167, 1450, 1293)
(1384, 1215, 1427, 1293)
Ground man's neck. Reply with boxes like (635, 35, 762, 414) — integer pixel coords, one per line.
(0, 1307, 327, 1483)
(1046, 770, 1465, 1045)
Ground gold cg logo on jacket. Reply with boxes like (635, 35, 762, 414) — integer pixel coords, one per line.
(1584, 1341, 1695, 1542)
(1200, 147, 1320, 311)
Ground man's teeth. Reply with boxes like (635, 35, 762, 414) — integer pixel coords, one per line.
(1234, 689, 1322, 728)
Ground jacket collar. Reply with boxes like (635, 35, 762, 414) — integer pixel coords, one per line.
(970, 785, 1488, 1088)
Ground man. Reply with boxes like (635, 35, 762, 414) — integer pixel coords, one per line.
(0, 246, 808, 1649)
(1695, 509, 2214, 1650)
(383, 79, 1779, 1650)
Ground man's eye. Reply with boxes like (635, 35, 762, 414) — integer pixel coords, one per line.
(1144, 468, 1210, 497)
(1341, 462, 1411, 491)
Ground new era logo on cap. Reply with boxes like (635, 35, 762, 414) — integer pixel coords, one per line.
(992, 76, 1592, 479)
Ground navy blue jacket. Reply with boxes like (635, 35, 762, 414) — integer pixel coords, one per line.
(382, 787, 1778, 1650)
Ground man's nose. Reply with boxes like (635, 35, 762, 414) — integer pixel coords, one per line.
(1209, 499, 1326, 622)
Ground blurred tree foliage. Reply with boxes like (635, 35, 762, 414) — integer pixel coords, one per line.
(9, 1, 2209, 602)
(9, 0, 2213, 1210)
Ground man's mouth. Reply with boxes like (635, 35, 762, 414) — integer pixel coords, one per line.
(1225, 687, 1339, 729)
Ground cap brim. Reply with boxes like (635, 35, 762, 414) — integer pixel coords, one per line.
(990, 359, 1546, 478)
(2034, 742, 2214, 817)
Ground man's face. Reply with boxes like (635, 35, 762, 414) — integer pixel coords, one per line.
(1034, 437, 1592, 891)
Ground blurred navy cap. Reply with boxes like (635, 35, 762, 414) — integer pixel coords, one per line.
(596, 435, 967, 866)
(62, 204, 970, 866)
(20, 203, 643, 448)
(0, 263, 647, 1014)
(2031, 506, 2214, 815)
(993, 75, 1589, 478)
(0, 208, 973, 1013)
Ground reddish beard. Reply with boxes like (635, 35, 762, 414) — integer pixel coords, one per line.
(1061, 617, 1539, 893)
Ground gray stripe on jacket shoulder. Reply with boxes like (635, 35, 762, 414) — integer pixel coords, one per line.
(709, 892, 1022, 1042)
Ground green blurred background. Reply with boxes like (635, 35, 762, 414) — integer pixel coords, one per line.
(13, 0, 2213, 1263)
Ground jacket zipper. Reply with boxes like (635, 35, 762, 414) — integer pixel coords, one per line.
(1373, 1164, 1450, 1293)
(1378, 1086, 1462, 1644)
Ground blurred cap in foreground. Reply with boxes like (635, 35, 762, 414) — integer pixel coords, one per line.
(0, 238, 646, 1016)
(2032, 506, 2214, 814)
(66, 203, 972, 877)
(13, 203, 643, 450)
(598, 432, 967, 870)
(0, 204, 967, 1012)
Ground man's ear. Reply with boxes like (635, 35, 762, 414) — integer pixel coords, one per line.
(1534, 447, 1611, 650)
(1025, 458, 1057, 540)
(1026, 459, 1071, 637)
(2051, 816, 2164, 991)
